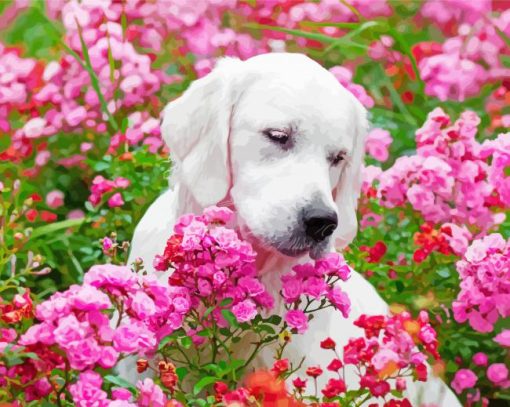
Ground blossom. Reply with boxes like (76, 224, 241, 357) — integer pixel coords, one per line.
(365, 128, 393, 162)
(45, 190, 64, 208)
(321, 378, 346, 398)
(487, 363, 509, 387)
(231, 299, 257, 323)
(472, 352, 488, 366)
(137, 378, 168, 407)
(285, 310, 308, 334)
(451, 369, 478, 394)
(320, 337, 336, 349)
(69, 371, 108, 407)
(452, 234, 510, 332)
(494, 330, 510, 347)
(306, 366, 323, 378)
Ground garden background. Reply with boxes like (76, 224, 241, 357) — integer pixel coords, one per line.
(1, 0, 510, 406)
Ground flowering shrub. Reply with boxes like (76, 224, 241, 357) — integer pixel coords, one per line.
(0, 207, 444, 406)
(1, 0, 510, 405)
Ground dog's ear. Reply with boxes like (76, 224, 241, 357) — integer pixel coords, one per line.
(333, 99, 368, 250)
(161, 57, 243, 207)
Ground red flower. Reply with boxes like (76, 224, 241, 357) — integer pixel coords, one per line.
(305, 366, 323, 378)
(321, 378, 346, 398)
(369, 380, 391, 397)
(327, 358, 343, 372)
(292, 377, 307, 392)
(136, 359, 148, 373)
(354, 314, 387, 338)
(360, 241, 387, 263)
(158, 361, 178, 391)
(40, 211, 57, 223)
(415, 363, 428, 382)
(25, 208, 38, 222)
(214, 382, 228, 394)
(272, 358, 289, 376)
(320, 337, 336, 350)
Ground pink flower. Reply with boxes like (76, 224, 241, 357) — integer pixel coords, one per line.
(472, 352, 488, 366)
(113, 321, 156, 354)
(72, 285, 111, 311)
(46, 190, 64, 208)
(137, 378, 167, 407)
(451, 369, 478, 394)
(69, 371, 107, 407)
(365, 128, 393, 162)
(66, 337, 102, 370)
(98, 346, 119, 369)
(129, 291, 156, 319)
(285, 310, 308, 334)
(238, 276, 265, 296)
(203, 205, 233, 224)
(231, 299, 257, 323)
(487, 363, 509, 386)
(327, 286, 351, 318)
(494, 330, 510, 347)
(281, 276, 302, 303)
(108, 192, 125, 208)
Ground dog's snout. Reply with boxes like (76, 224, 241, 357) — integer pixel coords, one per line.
(303, 207, 338, 242)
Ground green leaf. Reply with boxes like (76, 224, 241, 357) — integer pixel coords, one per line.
(178, 336, 193, 349)
(266, 315, 282, 325)
(104, 375, 136, 393)
(193, 376, 218, 395)
(31, 218, 85, 238)
(176, 366, 189, 381)
(219, 297, 233, 307)
(203, 306, 215, 319)
(257, 324, 276, 334)
(196, 329, 211, 337)
(158, 334, 175, 351)
(221, 309, 239, 327)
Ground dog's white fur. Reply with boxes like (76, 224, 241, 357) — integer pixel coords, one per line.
(126, 53, 461, 406)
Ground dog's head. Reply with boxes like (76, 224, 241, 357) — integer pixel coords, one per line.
(161, 53, 367, 259)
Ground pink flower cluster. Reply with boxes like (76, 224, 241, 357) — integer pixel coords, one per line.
(374, 108, 508, 231)
(452, 233, 510, 333)
(69, 371, 179, 407)
(88, 176, 130, 207)
(154, 206, 274, 326)
(417, 9, 510, 101)
(4, 262, 192, 404)
(281, 253, 352, 334)
(107, 111, 163, 155)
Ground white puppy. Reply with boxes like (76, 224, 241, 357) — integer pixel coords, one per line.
(127, 53, 461, 406)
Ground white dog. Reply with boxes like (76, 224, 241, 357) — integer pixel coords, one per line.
(127, 53, 461, 406)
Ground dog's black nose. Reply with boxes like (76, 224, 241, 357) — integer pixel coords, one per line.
(304, 208, 338, 242)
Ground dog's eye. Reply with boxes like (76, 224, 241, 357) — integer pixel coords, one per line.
(263, 129, 289, 145)
(331, 151, 346, 166)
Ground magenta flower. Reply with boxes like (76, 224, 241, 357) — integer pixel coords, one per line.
(285, 310, 308, 334)
(451, 369, 478, 394)
(487, 363, 510, 387)
(231, 299, 257, 323)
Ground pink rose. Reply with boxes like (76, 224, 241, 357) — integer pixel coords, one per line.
(231, 299, 257, 323)
(451, 369, 477, 394)
(487, 363, 509, 386)
(108, 192, 125, 208)
(472, 352, 488, 366)
(285, 310, 308, 334)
